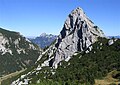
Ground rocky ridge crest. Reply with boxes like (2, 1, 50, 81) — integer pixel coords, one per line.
(37, 7, 105, 69)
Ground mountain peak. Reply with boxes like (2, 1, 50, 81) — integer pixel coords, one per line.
(40, 33, 47, 37)
(71, 7, 84, 15)
(36, 7, 105, 68)
(53, 7, 105, 68)
(39, 33, 56, 37)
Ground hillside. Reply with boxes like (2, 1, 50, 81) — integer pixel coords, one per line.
(1, 7, 120, 85)
(0, 28, 42, 76)
(3, 38, 120, 85)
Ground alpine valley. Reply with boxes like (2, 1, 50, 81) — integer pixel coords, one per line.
(1, 7, 120, 85)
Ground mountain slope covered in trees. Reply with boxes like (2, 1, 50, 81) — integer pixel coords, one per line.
(0, 28, 42, 76)
(2, 38, 120, 85)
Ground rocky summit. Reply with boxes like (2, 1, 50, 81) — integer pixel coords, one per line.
(9, 7, 108, 85)
(37, 7, 105, 69)
(53, 7, 105, 68)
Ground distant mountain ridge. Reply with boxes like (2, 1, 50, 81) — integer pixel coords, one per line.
(108, 36, 120, 39)
(29, 33, 57, 49)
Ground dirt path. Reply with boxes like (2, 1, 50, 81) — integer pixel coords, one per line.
(95, 79, 120, 85)
(95, 70, 120, 85)
(0, 69, 26, 85)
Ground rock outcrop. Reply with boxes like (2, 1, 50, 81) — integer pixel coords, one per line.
(37, 7, 105, 68)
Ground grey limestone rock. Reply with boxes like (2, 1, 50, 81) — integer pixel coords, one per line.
(37, 7, 105, 69)
(52, 7, 105, 68)
(108, 39, 114, 45)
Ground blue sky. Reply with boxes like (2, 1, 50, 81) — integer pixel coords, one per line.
(0, 0, 120, 36)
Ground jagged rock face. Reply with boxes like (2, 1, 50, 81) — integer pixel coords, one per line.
(37, 7, 105, 69)
(53, 7, 105, 68)
(36, 7, 105, 69)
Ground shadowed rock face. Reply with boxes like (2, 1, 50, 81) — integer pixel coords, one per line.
(36, 7, 105, 69)
(53, 7, 105, 68)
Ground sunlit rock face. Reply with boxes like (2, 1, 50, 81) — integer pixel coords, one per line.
(36, 7, 105, 69)
(53, 7, 105, 68)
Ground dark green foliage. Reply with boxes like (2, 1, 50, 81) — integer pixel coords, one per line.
(26, 38, 120, 85)
(0, 28, 20, 40)
(109, 83, 116, 85)
(0, 45, 39, 76)
(50, 38, 120, 85)
(30, 79, 90, 85)
(46, 38, 119, 85)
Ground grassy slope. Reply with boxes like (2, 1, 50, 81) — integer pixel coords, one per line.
(95, 70, 120, 85)
(0, 69, 26, 85)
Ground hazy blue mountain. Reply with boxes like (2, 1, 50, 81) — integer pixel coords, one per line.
(108, 36, 120, 39)
(29, 33, 57, 49)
